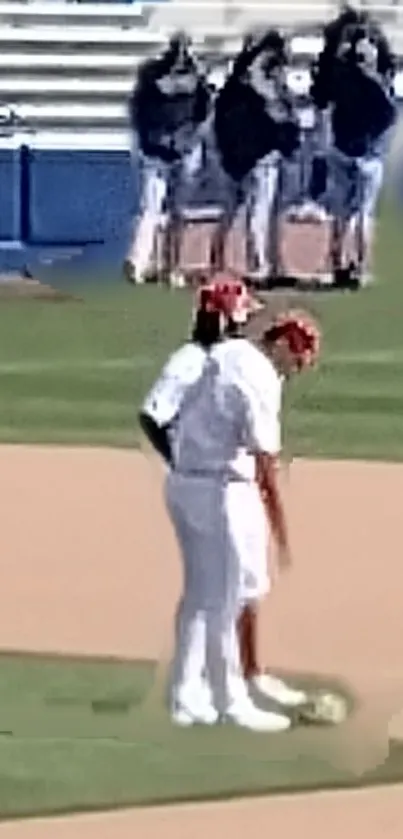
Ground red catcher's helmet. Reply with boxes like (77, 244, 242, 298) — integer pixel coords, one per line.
(266, 309, 321, 368)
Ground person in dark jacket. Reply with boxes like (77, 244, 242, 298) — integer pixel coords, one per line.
(124, 31, 212, 285)
(310, 6, 396, 284)
(208, 29, 301, 281)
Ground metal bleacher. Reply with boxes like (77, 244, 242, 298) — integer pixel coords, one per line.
(0, 1, 402, 141)
(0, 1, 337, 140)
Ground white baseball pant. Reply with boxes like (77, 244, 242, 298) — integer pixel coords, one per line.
(126, 141, 203, 279)
(165, 473, 270, 714)
(206, 133, 281, 276)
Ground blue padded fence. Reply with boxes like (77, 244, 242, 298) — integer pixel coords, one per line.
(0, 132, 326, 272)
(0, 123, 394, 273)
(0, 141, 22, 241)
(26, 147, 138, 245)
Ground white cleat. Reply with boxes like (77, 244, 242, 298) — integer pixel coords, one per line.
(122, 259, 145, 285)
(169, 270, 187, 289)
(171, 702, 219, 727)
(250, 674, 307, 708)
(223, 699, 291, 732)
(245, 267, 270, 286)
(358, 272, 374, 288)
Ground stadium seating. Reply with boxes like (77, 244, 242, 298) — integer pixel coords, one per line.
(0, 2, 402, 137)
(0, 2, 159, 133)
(0, 2, 402, 136)
(0, 1, 344, 136)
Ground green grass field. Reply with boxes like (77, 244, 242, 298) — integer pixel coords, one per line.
(0, 205, 401, 459)
(0, 652, 400, 819)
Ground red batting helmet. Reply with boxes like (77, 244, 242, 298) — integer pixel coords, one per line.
(265, 309, 321, 368)
(194, 273, 261, 326)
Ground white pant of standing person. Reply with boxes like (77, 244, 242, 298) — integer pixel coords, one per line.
(207, 141, 281, 279)
(165, 472, 290, 731)
(247, 153, 281, 278)
(125, 139, 203, 284)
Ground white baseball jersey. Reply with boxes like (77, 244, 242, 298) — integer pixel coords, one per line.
(142, 342, 207, 428)
(172, 338, 282, 481)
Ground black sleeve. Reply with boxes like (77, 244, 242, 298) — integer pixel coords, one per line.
(129, 59, 159, 135)
(310, 10, 357, 110)
(310, 52, 335, 110)
(194, 78, 212, 124)
(276, 119, 301, 159)
(362, 70, 397, 133)
(129, 60, 183, 162)
(138, 412, 173, 465)
(128, 86, 139, 132)
(129, 63, 149, 134)
(140, 140, 178, 163)
(368, 18, 396, 76)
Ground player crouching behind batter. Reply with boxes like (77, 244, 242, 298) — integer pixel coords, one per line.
(140, 279, 320, 730)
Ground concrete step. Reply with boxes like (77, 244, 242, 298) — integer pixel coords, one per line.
(0, 1, 146, 27)
(0, 52, 141, 73)
(0, 77, 132, 100)
(11, 102, 128, 128)
(0, 25, 166, 48)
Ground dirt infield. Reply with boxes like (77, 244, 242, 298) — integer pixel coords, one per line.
(0, 446, 402, 837)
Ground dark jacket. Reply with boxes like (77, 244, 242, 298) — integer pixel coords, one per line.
(331, 62, 396, 157)
(311, 6, 365, 109)
(311, 8, 396, 111)
(213, 72, 300, 182)
(129, 55, 211, 163)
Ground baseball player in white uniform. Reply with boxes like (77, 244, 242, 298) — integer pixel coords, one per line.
(140, 274, 254, 467)
(141, 280, 320, 730)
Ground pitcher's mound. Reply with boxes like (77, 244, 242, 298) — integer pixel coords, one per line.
(0, 272, 81, 302)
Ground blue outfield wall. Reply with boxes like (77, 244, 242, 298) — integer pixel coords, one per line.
(0, 121, 396, 273)
(0, 136, 321, 273)
(0, 136, 314, 249)
(0, 142, 22, 241)
(27, 147, 138, 245)
(0, 140, 140, 262)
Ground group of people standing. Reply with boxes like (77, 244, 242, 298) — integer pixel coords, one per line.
(124, 5, 397, 288)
